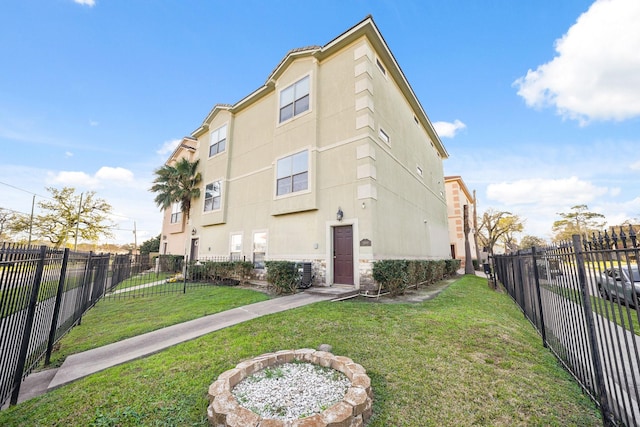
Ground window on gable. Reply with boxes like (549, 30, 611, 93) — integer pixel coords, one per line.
(170, 202, 182, 224)
(209, 125, 227, 157)
(204, 181, 222, 212)
(279, 76, 310, 123)
(276, 150, 308, 196)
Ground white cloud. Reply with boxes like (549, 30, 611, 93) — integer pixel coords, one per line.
(51, 171, 96, 187)
(514, 0, 640, 124)
(49, 166, 134, 189)
(157, 139, 181, 155)
(73, 0, 96, 6)
(630, 160, 640, 171)
(95, 166, 134, 183)
(89, 120, 99, 126)
(486, 176, 608, 206)
(433, 120, 466, 138)
(65, 151, 73, 158)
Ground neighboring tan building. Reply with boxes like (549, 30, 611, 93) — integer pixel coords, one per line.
(159, 137, 198, 256)
(160, 16, 451, 290)
(444, 176, 477, 267)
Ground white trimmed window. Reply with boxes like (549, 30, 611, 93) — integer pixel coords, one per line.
(276, 150, 308, 196)
(209, 125, 227, 157)
(279, 76, 310, 123)
(170, 202, 182, 224)
(230, 233, 242, 259)
(379, 128, 390, 144)
(253, 231, 267, 269)
(204, 181, 222, 212)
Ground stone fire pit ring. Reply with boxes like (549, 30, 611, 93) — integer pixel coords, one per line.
(207, 348, 373, 427)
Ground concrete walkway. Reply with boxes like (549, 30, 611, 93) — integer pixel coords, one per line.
(10, 291, 339, 406)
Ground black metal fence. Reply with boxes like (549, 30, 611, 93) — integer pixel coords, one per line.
(0, 243, 110, 407)
(0, 245, 257, 407)
(493, 228, 639, 427)
(101, 255, 252, 300)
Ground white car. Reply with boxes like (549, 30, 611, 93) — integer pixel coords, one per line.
(597, 266, 640, 306)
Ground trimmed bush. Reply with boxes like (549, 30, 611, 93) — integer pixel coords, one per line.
(187, 260, 253, 284)
(372, 260, 409, 296)
(265, 261, 298, 295)
(373, 259, 460, 296)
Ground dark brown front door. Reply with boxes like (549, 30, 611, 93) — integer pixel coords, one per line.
(333, 225, 354, 285)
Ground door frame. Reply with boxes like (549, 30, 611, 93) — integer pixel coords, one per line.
(326, 218, 359, 288)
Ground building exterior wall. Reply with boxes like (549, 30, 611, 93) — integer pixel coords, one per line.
(159, 18, 450, 289)
(444, 176, 477, 267)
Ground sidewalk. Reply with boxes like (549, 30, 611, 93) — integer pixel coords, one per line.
(10, 291, 341, 406)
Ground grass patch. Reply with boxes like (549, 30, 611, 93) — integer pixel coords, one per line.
(44, 285, 271, 367)
(2, 276, 601, 426)
(109, 271, 173, 292)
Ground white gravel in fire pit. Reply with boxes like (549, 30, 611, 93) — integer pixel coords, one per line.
(231, 362, 351, 421)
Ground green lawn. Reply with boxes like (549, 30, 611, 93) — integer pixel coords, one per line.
(45, 285, 272, 368)
(1, 276, 601, 426)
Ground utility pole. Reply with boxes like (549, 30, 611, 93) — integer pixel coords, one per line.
(133, 221, 138, 255)
(28, 195, 35, 246)
(73, 193, 83, 251)
(464, 204, 475, 274)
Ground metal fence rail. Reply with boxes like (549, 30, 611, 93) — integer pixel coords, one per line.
(493, 228, 640, 427)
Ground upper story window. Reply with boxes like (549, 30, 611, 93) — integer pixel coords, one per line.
(204, 181, 222, 212)
(376, 58, 386, 76)
(170, 202, 182, 224)
(279, 76, 310, 123)
(379, 128, 390, 144)
(276, 150, 308, 196)
(209, 125, 227, 157)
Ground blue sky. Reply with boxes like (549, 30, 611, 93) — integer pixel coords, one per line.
(1, 0, 639, 245)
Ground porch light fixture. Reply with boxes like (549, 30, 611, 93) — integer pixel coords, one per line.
(191, 227, 197, 236)
(336, 207, 344, 222)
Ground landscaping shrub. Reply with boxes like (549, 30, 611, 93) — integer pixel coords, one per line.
(265, 261, 298, 294)
(373, 259, 460, 295)
(372, 260, 409, 296)
(444, 259, 461, 276)
(187, 260, 253, 284)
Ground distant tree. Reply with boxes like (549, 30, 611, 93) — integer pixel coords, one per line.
(10, 187, 115, 248)
(139, 234, 161, 254)
(150, 158, 202, 221)
(519, 235, 548, 249)
(552, 204, 606, 242)
(0, 208, 12, 241)
(477, 209, 525, 256)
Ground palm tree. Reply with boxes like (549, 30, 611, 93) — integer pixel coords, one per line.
(150, 158, 202, 221)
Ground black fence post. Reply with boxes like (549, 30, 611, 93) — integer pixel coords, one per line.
(44, 248, 70, 366)
(572, 235, 613, 426)
(10, 245, 47, 406)
(531, 246, 547, 348)
(183, 255, 188, 294)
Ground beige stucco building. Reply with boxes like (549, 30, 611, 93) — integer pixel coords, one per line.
(444, 175, 477, 267)
(159, 17, 451, 289)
